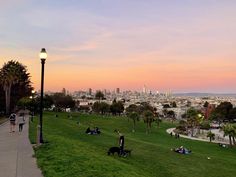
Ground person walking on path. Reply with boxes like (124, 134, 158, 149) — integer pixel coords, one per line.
(9, 113, 16, 133)
(18, 113, 25, 132)
(0, 111, 43, 177)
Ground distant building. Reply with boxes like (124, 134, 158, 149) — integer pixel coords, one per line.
(62, 88, 66, 95)
(116, 88, 120, 94)
(88, 88, 92, 95)
(143, 85, 147, 94)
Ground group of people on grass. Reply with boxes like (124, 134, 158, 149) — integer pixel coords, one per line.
(85, 127, 101, 135)
(172, 146, 192, 154)
(9, 112, 25, 133)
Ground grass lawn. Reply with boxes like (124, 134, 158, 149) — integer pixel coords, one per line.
(29, 112, 236, 177)
(0, 116, 7, 125)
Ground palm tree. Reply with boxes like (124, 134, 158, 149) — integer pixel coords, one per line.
(207, 131, 215, 142)
(222, 124, 235, 146)
(143, 110, 154, 134)
(0, 61, 31, 115)
(128, 112, 139, 132)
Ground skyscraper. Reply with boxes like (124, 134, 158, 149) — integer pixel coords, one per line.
(88, 88, 92, 95)
(116, 88, 120, 94)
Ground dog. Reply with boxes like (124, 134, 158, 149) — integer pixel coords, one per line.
(107, 147, 120, 156)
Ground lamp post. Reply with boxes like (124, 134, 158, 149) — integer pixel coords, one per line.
(39, 48, 47, 144)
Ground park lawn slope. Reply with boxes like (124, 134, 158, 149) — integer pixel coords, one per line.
(29, 112, 236, 177)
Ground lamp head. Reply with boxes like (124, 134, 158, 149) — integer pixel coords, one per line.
(40, 48, 47, 59)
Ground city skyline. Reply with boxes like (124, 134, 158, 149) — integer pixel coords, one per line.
(1, 0, 236, 93)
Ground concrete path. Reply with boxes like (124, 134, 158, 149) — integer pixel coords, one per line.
(166, 128, 229, 144)
(0, 115, 43, 177)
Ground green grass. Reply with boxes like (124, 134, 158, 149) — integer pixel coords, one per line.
(0, 116, 7, 125)
(29, 112, 236, 177)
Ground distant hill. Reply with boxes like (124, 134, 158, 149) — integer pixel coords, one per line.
(173, 93, 236, 97)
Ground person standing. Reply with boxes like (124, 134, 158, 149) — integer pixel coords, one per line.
(115, 129, 125, 156)
(18, 113, 25, 132)
(9, 113, 16, 133)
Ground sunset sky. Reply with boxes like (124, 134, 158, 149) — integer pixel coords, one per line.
(0, 0, 236, 93)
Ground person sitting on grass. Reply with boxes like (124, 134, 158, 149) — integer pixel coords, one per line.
(85, 127, 101, 135)
(172, 146, 191, 154)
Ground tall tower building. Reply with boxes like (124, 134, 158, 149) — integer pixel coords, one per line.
(88, 88, 92, 95)
(62, 88, 66, 95)
(116, 88, 120, 94)
(143, 85, 147, 94)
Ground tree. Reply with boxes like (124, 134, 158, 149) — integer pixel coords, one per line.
(207, 131, 215, 142)
(126, 104, 139, 114)
(138, 102, 154, 114)
(52, 93, 75, 111)
(143, 110, 155, 134)
(0, 87, 5, 114)
(186, 107, 201, 136)
(222, 124, 235, 146)
(163, 104, 170, 108)
(92, 101, 110, 115)
(203, 101, 209, 108)
(210, 102, 233, 123)
(128, 112, 139, 132)
(92, 101, 101, 114)
(0, 60, 32, 114)
(95, 91, 104, 101)
(171, 101, 177, 108)
(99, 102, 110, 115)
(110, 99, 124, 115)
(228, 108, 236, 122)
(17, 97, 32, 110)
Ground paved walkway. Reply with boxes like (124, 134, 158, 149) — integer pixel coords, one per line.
(0, 115, 43, 177)
(166, 128, 229, 144)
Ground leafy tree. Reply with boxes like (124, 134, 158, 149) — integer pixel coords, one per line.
(163, 104, 170, 108)
(167, 110, 175, 118)
(126, 104, 139, 114)
(143, 110, 155, 134)
(228, 108, 236, 122)
(110, 99, 124, 115)
(0, 60, 32, 114)
(209, 111, 224, 127)
(171, 101, 177, 108)
(203, 101, 209, 108)
(186, 107, 201, 136)
(200, 120, 210, 130)
(138, 102, 154, 114)
(95, 91, 104, 101)
(52, 93, 75, 111)
(17, 97, 32, 110)
(92, 101, 110, 114)
(207, 131, 215, 142)
(0, 87, 5, 114)
(210, 102, 233, 123)
(127, 112, 139, 132)
(99, 102, 110, 114)
(92, 101, 101, 114)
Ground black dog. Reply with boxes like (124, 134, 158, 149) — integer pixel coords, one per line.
(107, 147, 120, 155)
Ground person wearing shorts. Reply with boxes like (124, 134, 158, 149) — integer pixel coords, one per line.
(9, 113, 16, 133)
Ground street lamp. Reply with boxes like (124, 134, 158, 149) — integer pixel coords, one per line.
(39, 48, 47, 144)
